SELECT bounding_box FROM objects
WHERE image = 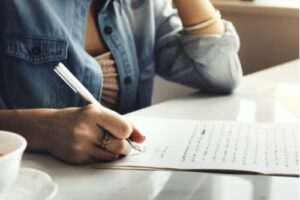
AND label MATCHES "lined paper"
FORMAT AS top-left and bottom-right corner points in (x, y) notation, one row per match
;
(95, 118), (299, 176)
